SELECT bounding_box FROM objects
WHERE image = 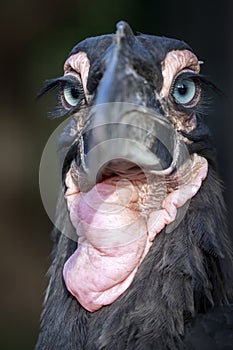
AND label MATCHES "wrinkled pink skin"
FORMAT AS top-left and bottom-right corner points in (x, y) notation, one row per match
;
(160, 50), (200, 98)
(64, 177), (151, 312)
(63, 49), (207, 312)
(63, 156), (208, 312)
